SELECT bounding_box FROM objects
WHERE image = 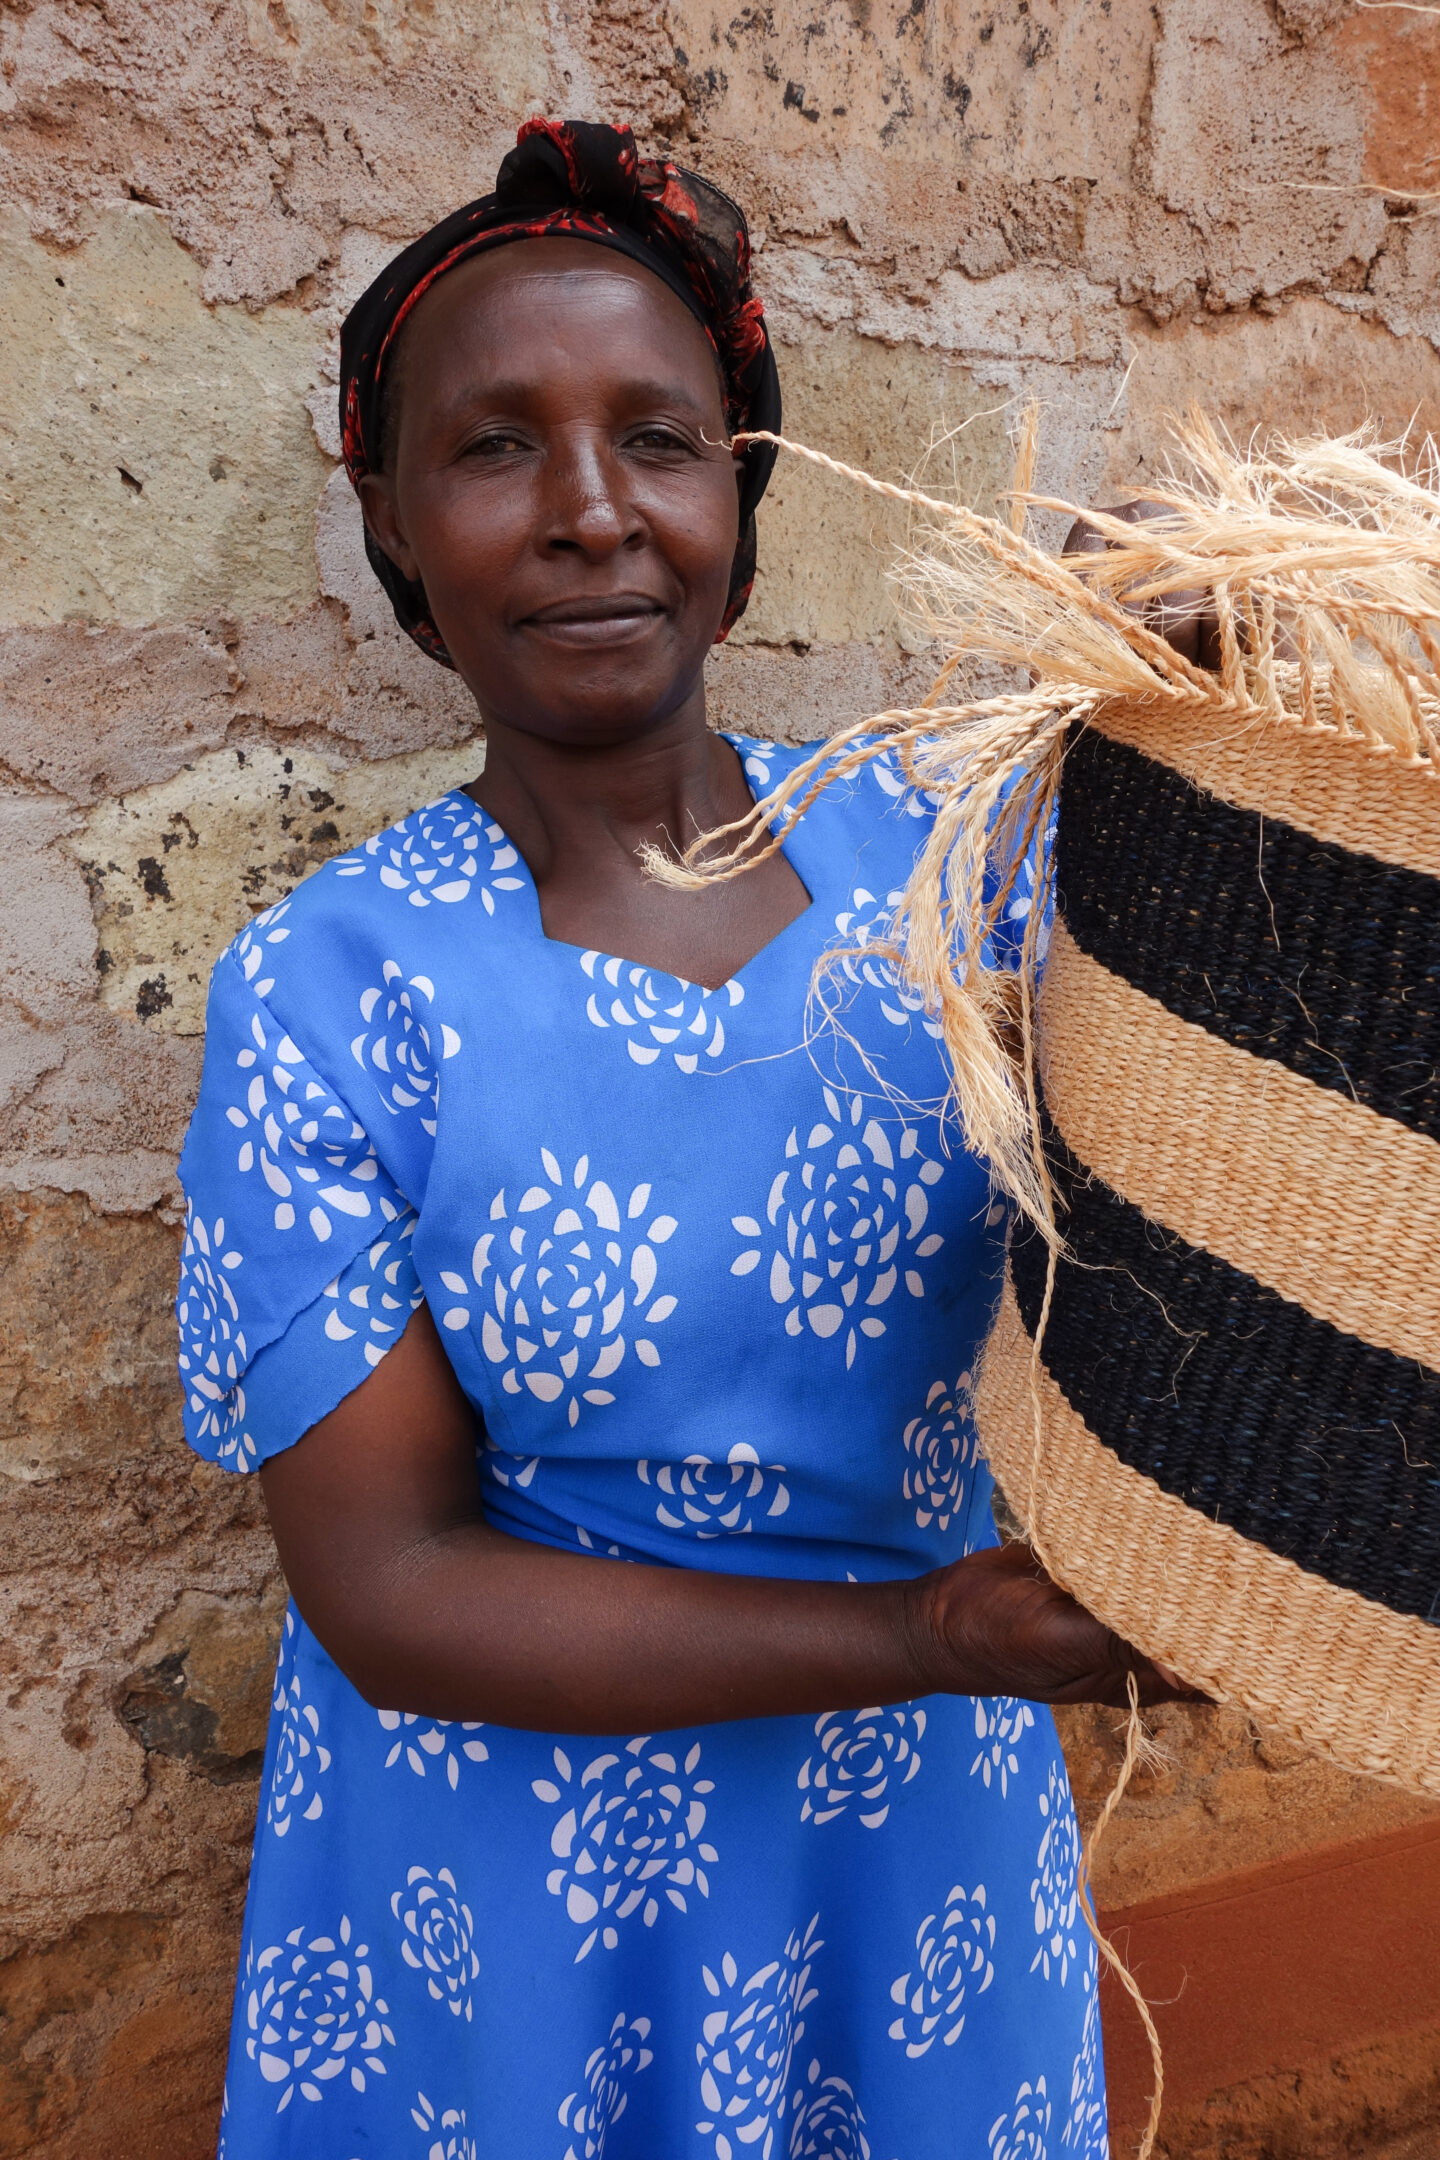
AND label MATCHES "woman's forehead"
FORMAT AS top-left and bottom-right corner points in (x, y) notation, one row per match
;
(396, 240), (727, 416)
(408, 239), (713, 361)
